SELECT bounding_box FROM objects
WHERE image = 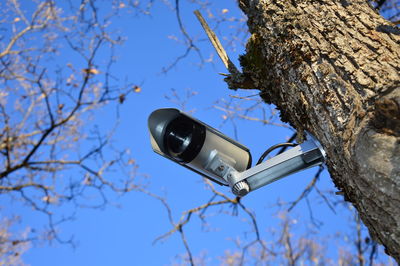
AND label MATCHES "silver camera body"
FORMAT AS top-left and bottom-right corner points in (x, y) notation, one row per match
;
(148, 108), (326, 196)
(148, 108), (252, 186)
